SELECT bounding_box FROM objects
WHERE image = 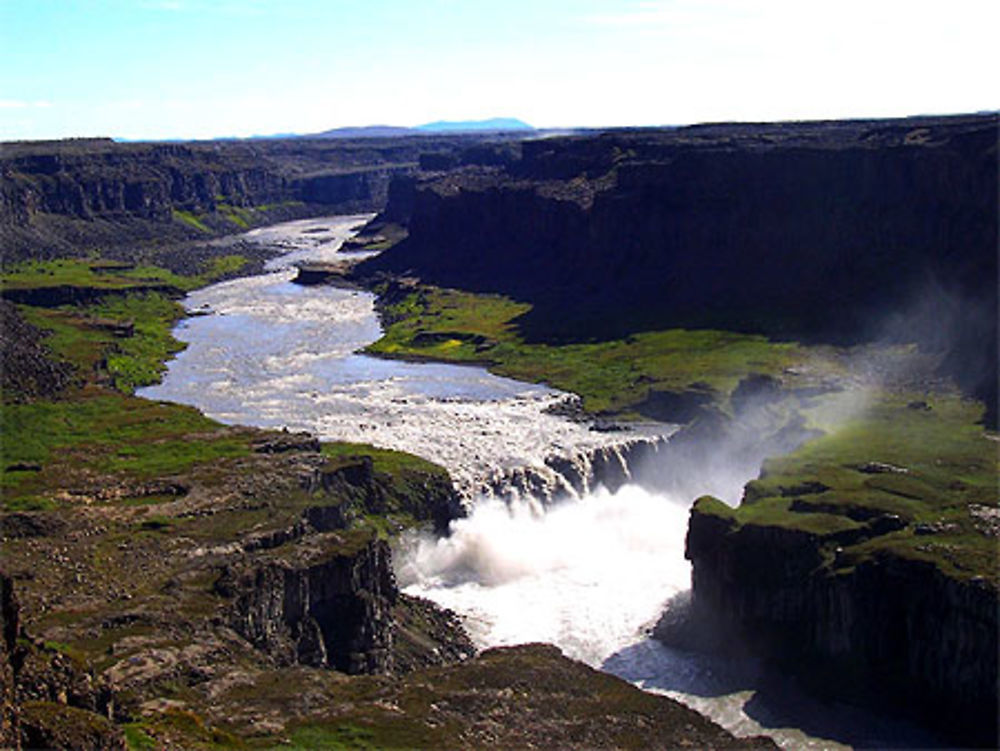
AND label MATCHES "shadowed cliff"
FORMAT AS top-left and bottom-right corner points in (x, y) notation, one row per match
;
(0, 133), (525, 261)
(357, 114), (998, 425)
